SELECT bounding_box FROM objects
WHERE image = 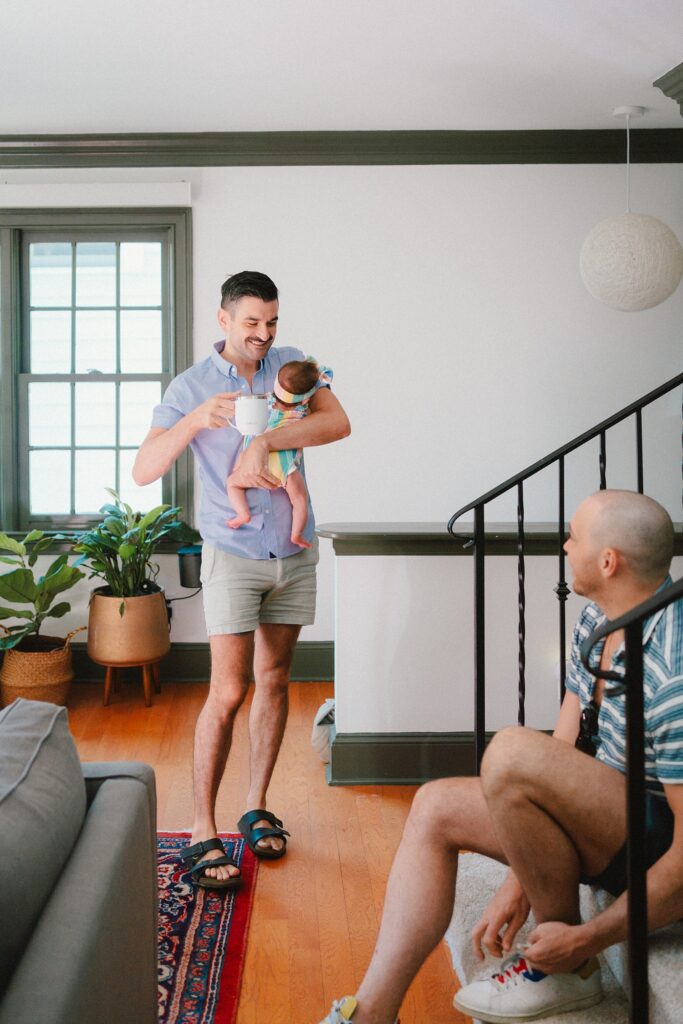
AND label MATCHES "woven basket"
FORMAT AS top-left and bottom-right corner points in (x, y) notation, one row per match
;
(0, 627), (85, 708)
